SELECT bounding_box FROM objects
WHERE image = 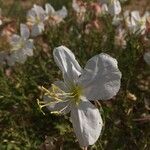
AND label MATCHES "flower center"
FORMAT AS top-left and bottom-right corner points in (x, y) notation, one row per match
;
(35, 16), (41, 24)
(138, 19), (145, 26)
(11, 39), (25, 52)
(70, 85), (83, 105)
(27, 16), (41, 25)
